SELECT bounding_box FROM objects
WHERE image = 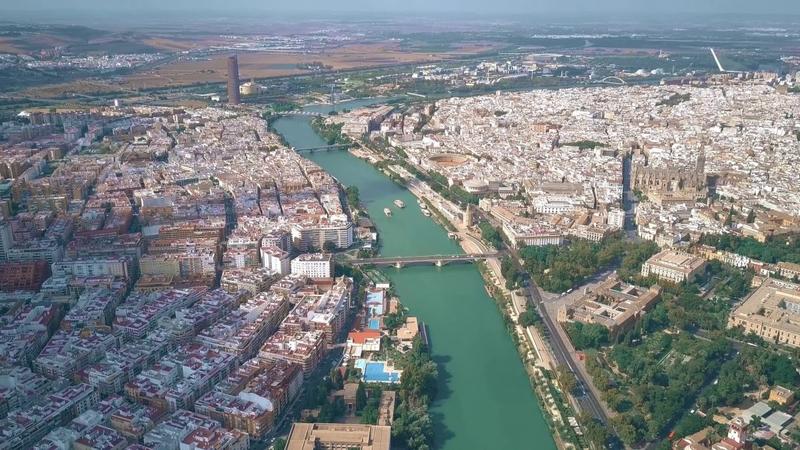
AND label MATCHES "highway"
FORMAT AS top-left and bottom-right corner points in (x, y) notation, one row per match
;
(474, 206), (611, 424)
(524, 280), (610, 423)
(367, 145), (612, 424)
